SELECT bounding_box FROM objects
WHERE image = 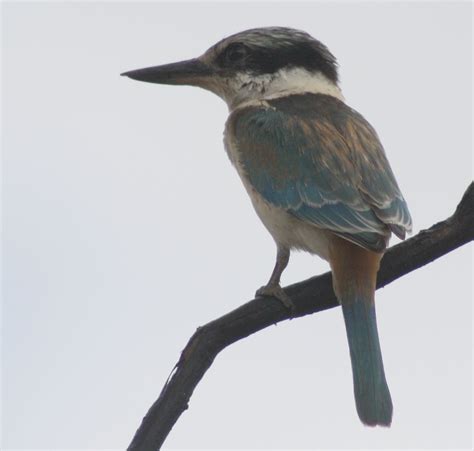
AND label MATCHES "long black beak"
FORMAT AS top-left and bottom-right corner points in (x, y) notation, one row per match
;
(121, 58), (213, 86)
